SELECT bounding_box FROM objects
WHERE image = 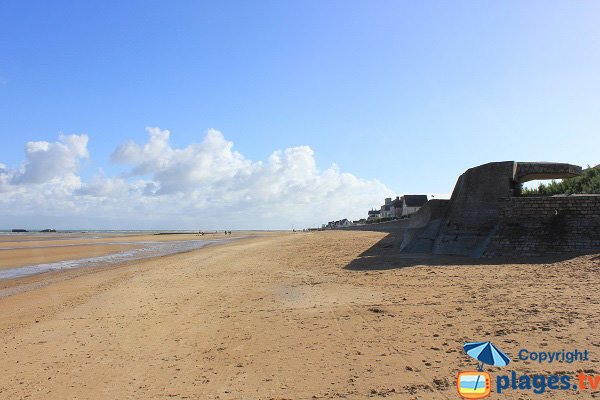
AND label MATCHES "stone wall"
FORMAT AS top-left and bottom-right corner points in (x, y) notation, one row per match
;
(484, 195), (600, 257)
(335, 219), (409, 234)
